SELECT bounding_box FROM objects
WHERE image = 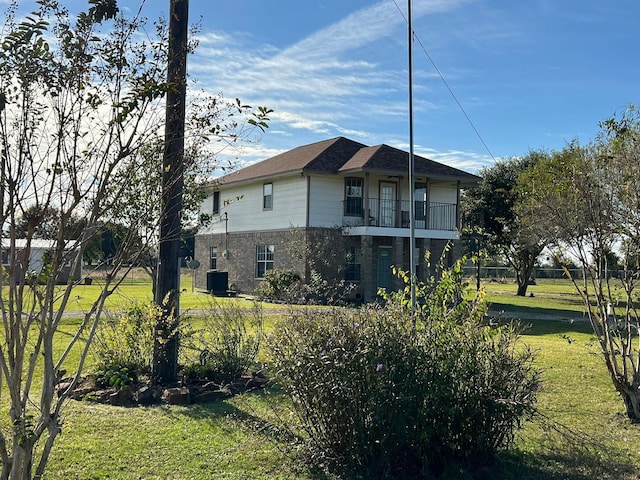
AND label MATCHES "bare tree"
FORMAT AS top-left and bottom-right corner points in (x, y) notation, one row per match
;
(522, 106), (640, 419)
(0, 1), (267, 477)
